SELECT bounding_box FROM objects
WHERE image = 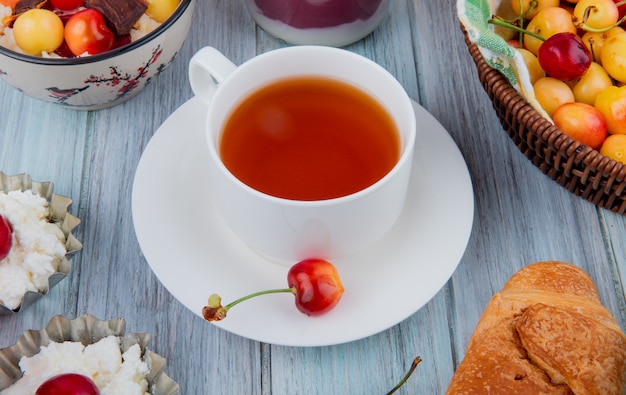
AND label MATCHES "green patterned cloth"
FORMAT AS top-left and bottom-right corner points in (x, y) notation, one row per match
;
(457, 0), (550, 119)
